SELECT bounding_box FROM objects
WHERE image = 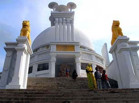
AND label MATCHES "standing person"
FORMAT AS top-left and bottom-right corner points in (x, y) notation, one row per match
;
(101, 70), (111, 89)
(95, 67), (102, 89)
(86, 64), (97, 90)
(72, 69), (78, 81)
(66, 67), (70, 77)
